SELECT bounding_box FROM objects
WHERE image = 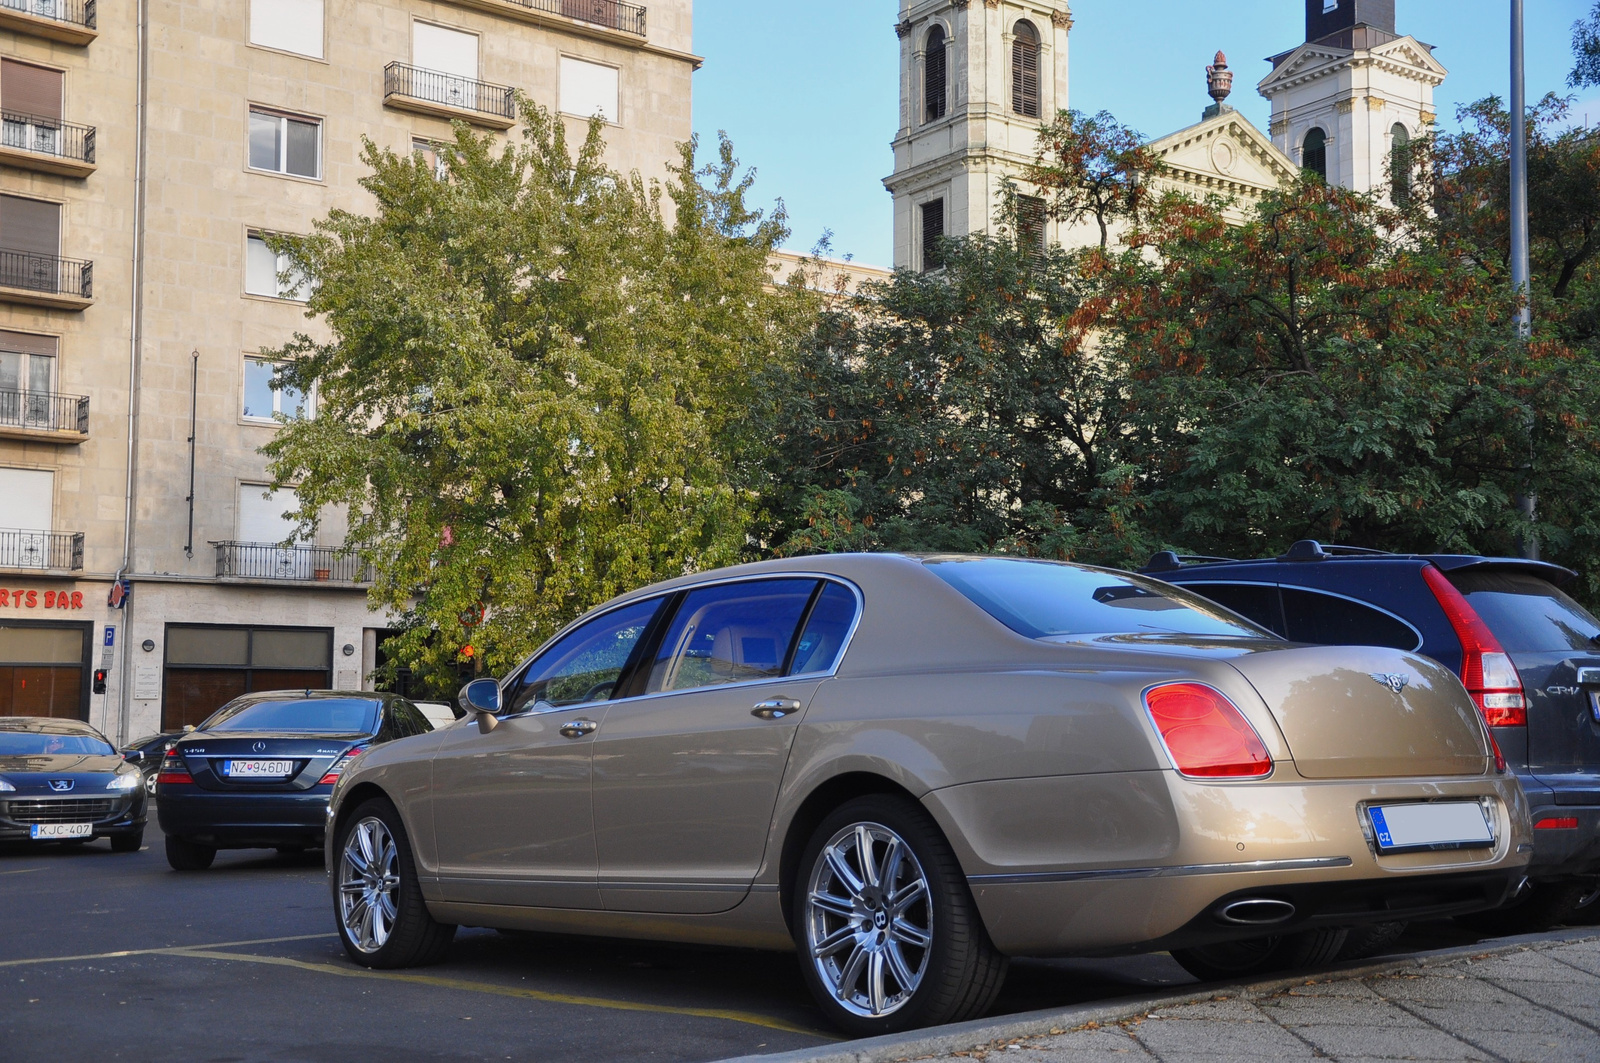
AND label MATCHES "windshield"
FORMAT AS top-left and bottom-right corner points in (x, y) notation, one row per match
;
(201, 697), (380, 734)
(926, 557), (1274, 640)
(1449, 571), (1600, 654)
(0, 732), (115, 756)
